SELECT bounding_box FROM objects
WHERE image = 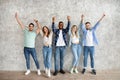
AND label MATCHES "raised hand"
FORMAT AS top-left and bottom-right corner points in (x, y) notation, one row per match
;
(81, 14), (84, 20)
(52, 17), (55, 22)
(15, 12), (18, 18)
(67, 16), (70, 21)
(15, 12), (24, 30)
(98, 13), (106, 22)
(34, 19), (38, 23)
(102, 13), (106, 17)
